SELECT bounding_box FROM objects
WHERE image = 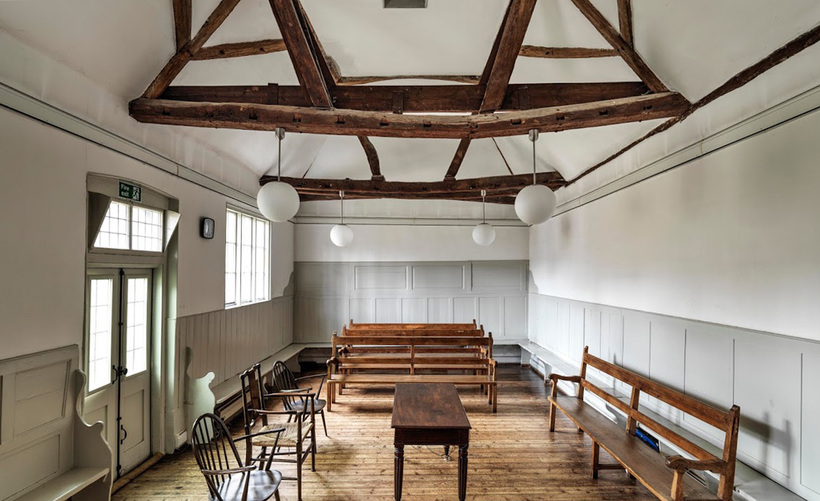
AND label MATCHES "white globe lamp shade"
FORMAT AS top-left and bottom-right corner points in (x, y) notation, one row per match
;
(472, 223), (496, 246)
(257, 181), (300, 222)
(330, 224), (354, 247)
(514, 184), (556, 225)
